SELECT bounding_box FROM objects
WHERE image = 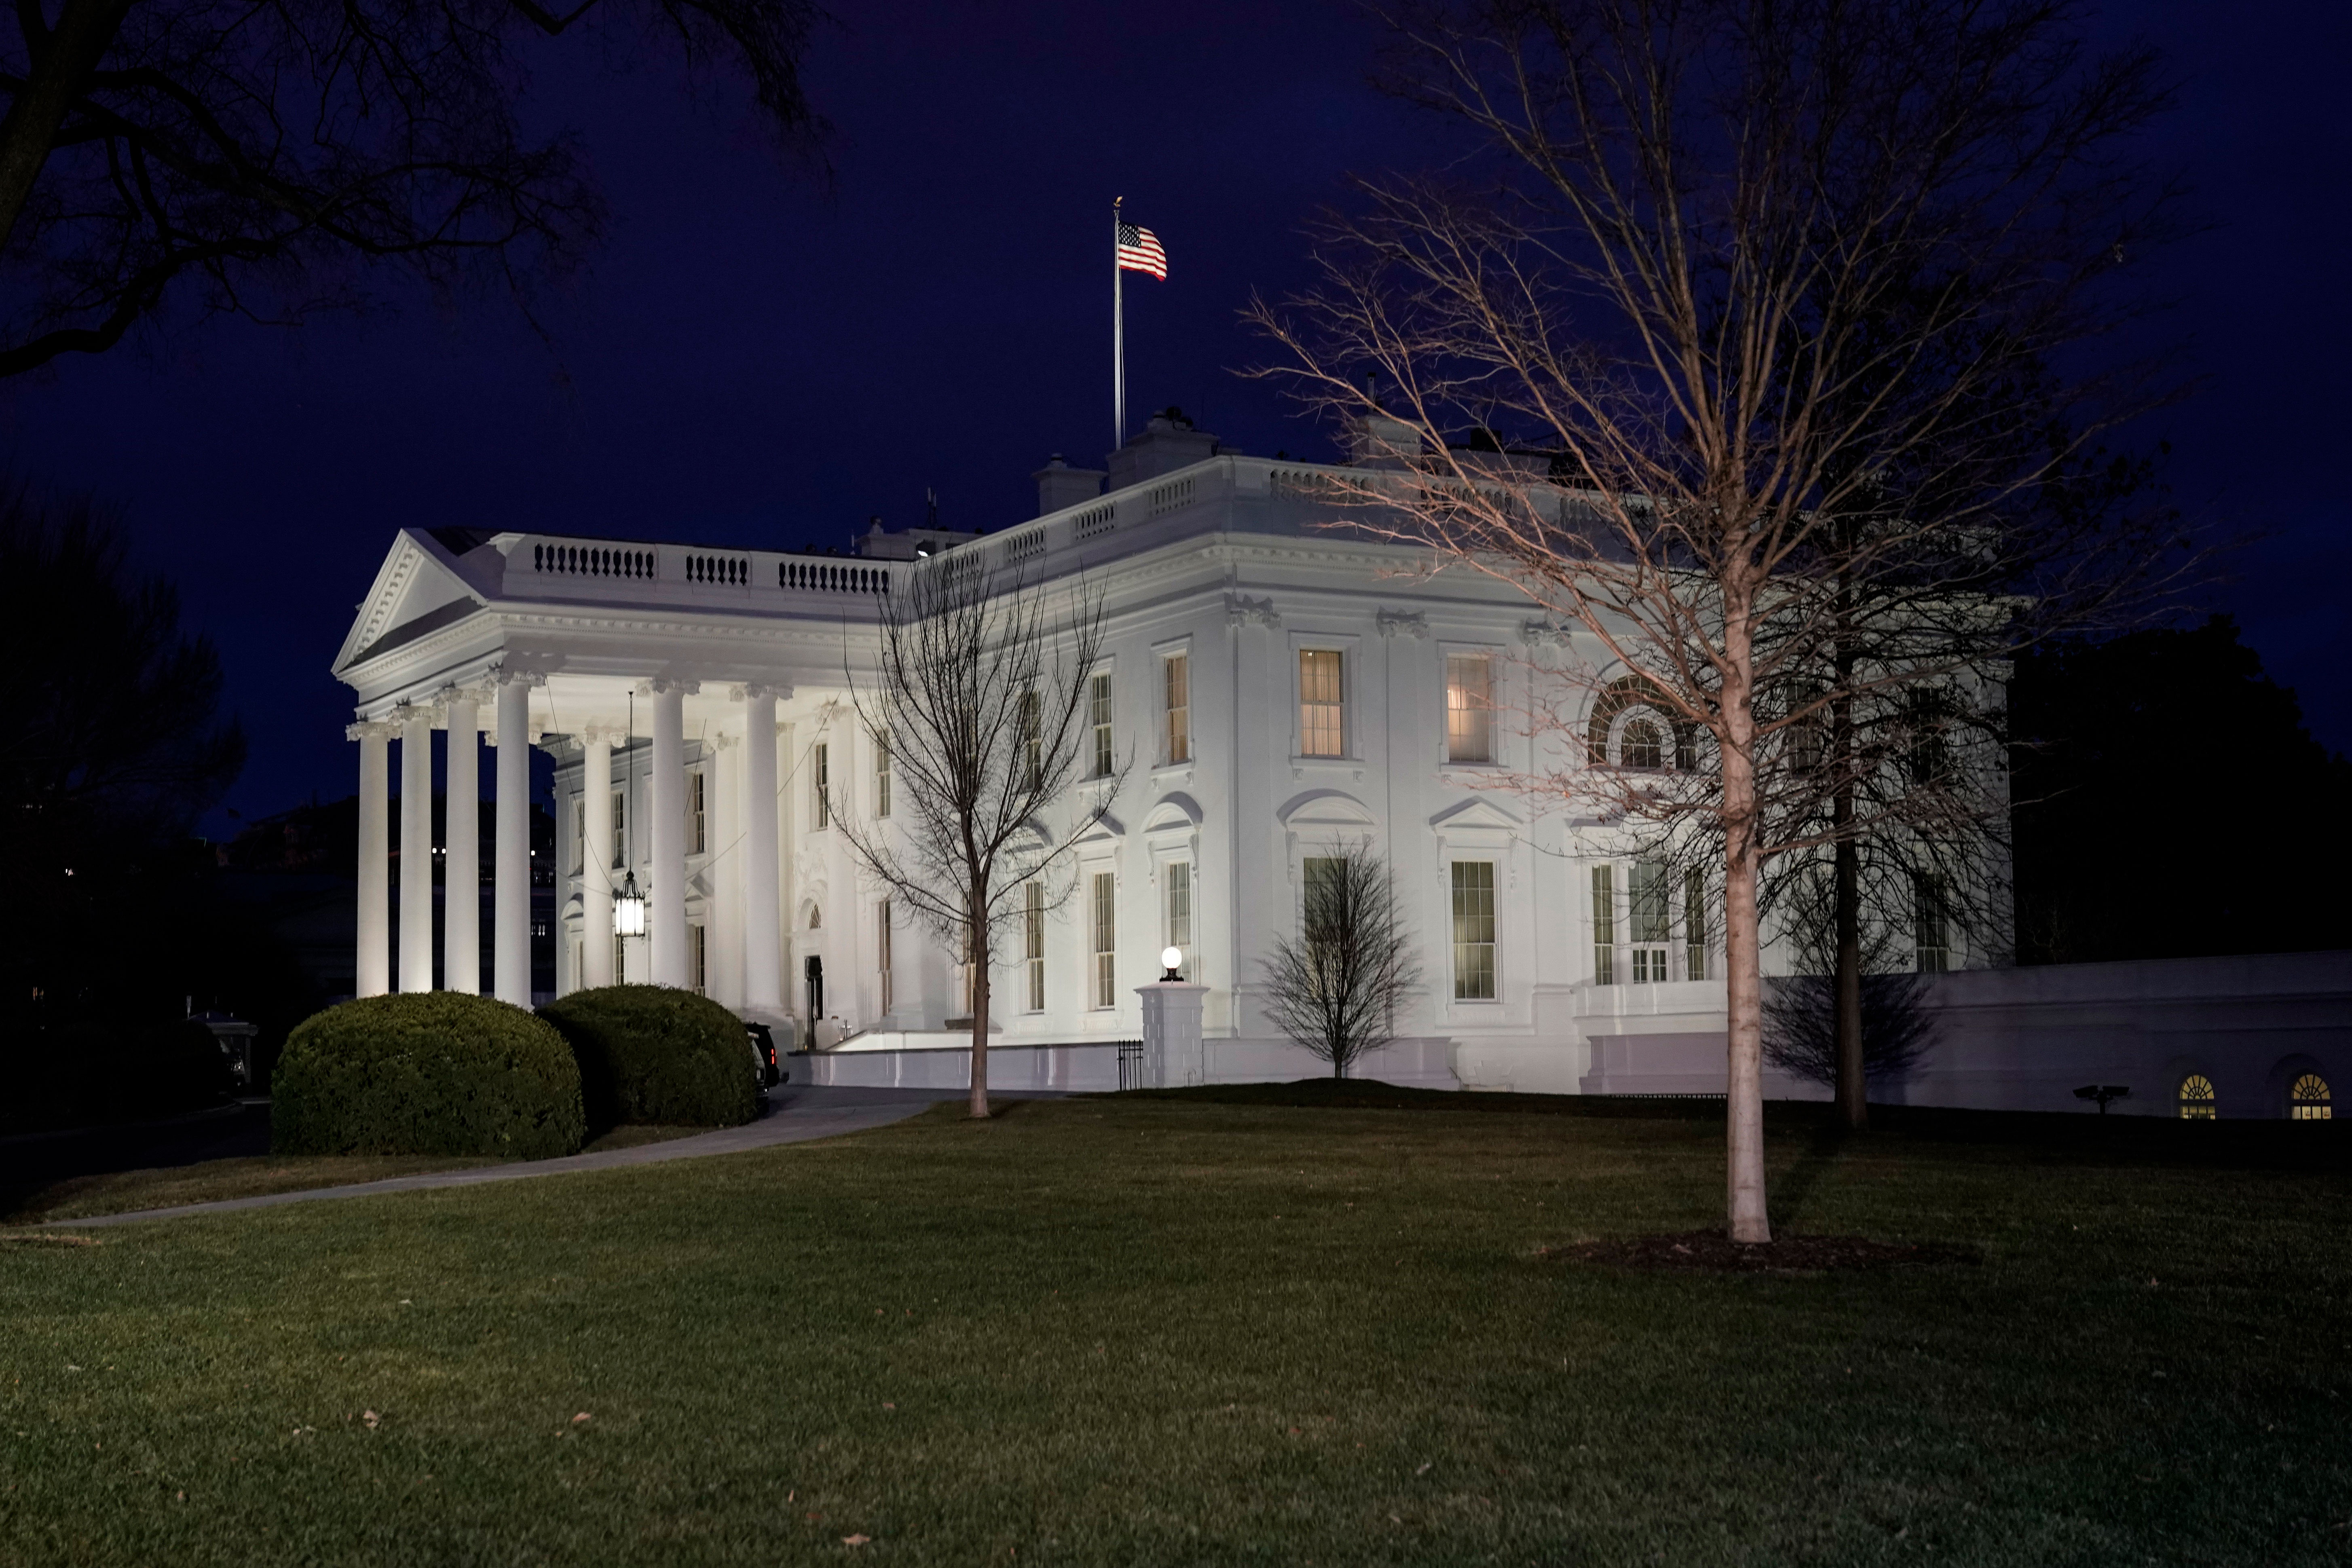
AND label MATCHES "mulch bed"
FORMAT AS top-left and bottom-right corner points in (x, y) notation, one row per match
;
(1546, 1230), (1978, 1274)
